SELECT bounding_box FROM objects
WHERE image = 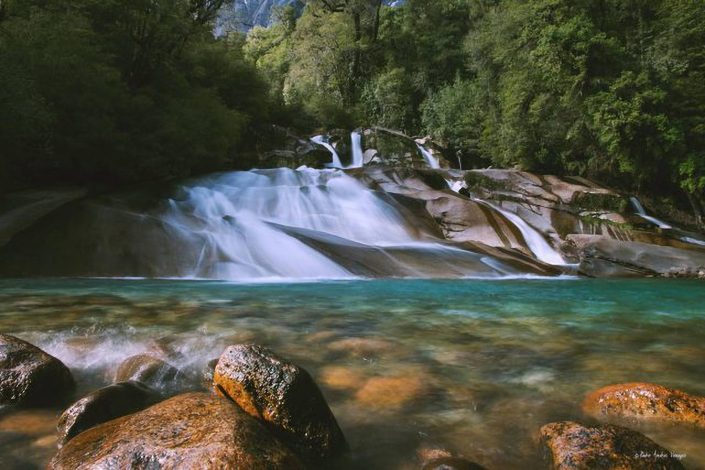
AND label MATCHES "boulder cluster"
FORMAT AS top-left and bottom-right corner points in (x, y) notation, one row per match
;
(1, 333), (703, 469)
